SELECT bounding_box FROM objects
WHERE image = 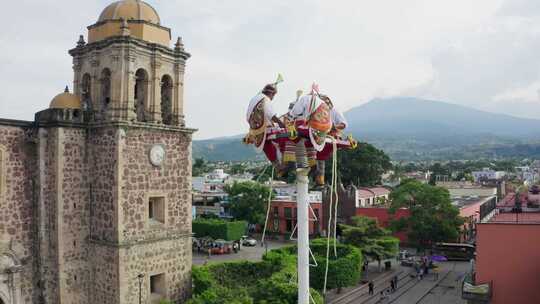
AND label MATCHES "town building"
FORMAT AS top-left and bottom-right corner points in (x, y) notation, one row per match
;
(356, 187), (391, 207)
(0, 1), (193, 303)
(437, 181), (498, 198)
(191, 169), (255, 218)
(514, 166), (539, 185)
(471, 168), (506, 183)
(321, 185), (396, 238)
(403, 171), (431, 184)
(452, 196), (497, 243)
(268, 191), (323, 237)
(327, 182), (497, 245)
(465, 195), (540, 304)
